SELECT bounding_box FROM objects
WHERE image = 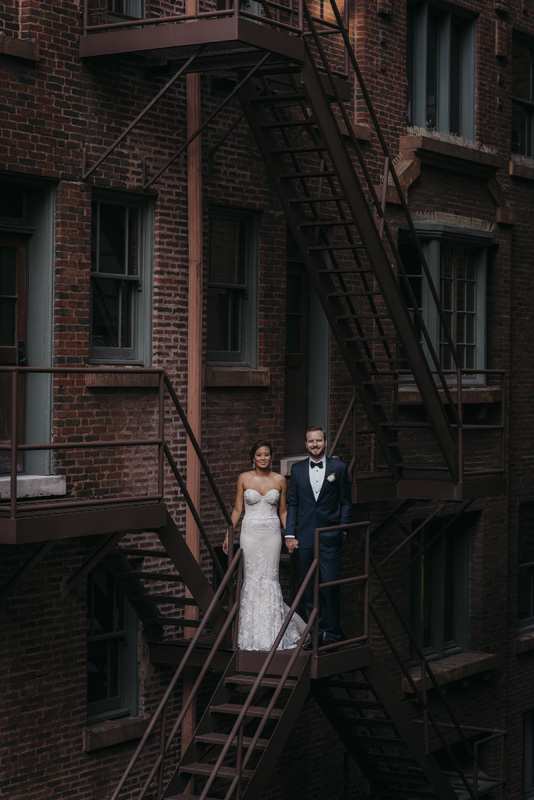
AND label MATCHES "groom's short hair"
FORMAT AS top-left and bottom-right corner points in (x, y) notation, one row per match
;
(305, 425), (326, 437)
